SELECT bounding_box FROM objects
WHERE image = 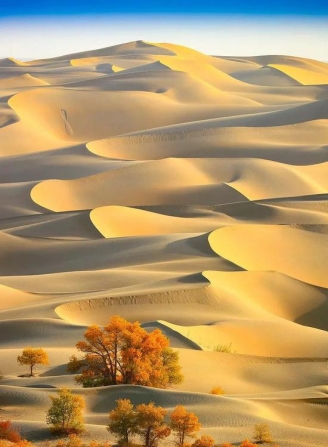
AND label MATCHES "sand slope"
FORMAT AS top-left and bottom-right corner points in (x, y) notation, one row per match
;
(0, 41), (327, 447)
